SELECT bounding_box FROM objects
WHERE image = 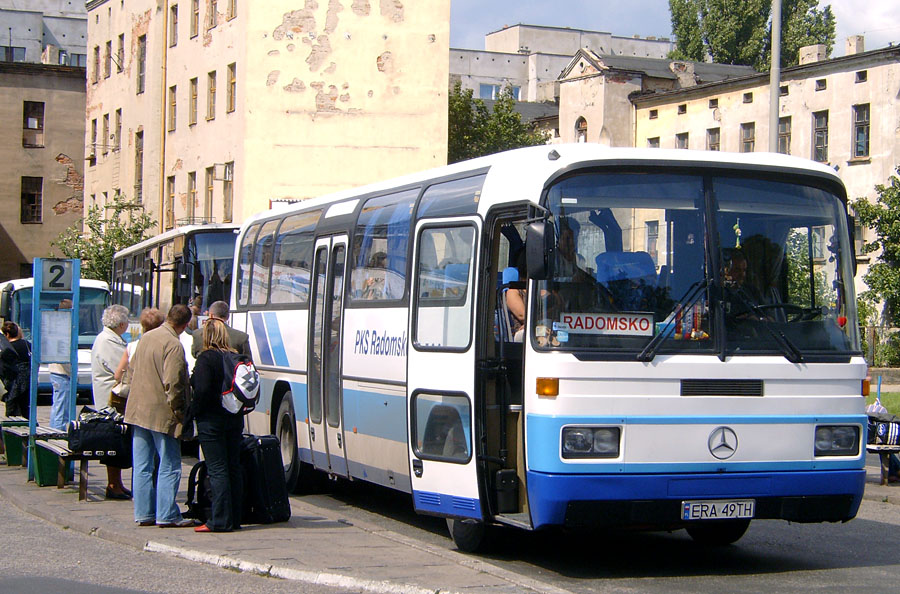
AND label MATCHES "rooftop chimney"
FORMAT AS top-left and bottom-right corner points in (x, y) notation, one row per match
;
(846, 35), (865, 55)
(799, 44), (827, 65)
